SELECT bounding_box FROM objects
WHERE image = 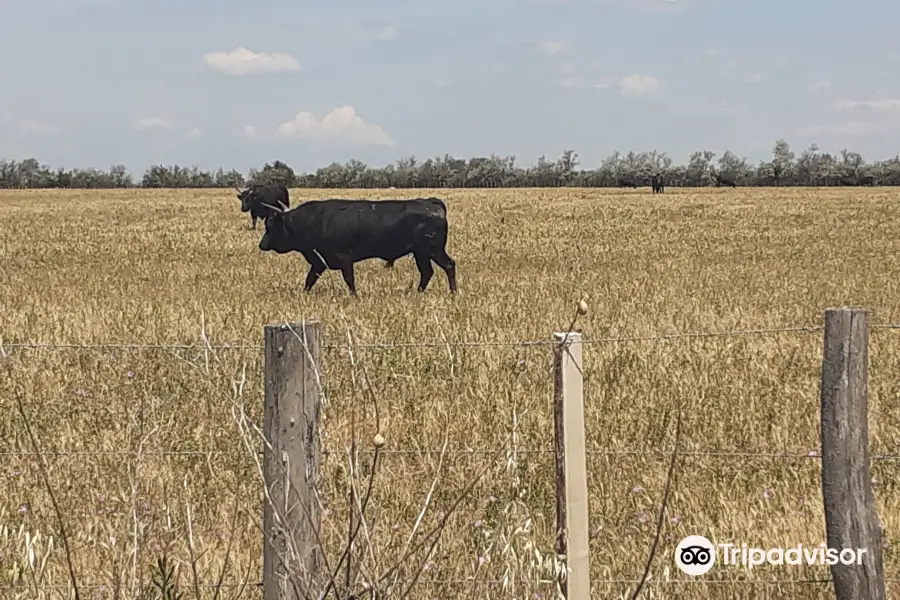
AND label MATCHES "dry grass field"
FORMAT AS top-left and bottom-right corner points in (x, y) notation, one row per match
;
(1, 186), (899, 600)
